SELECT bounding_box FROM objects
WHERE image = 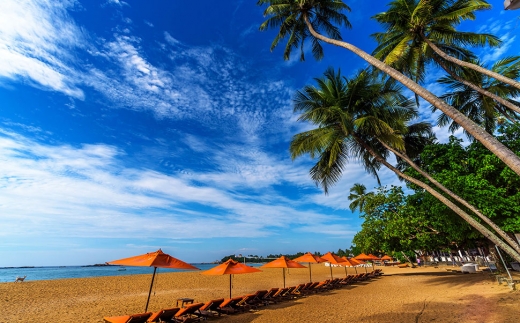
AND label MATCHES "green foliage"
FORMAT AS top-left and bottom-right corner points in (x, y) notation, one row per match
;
(372, 0), (499, 88)
(257, 0), (351, 61)
(404, 123), (520, 233)
(353, 123), (520, 254)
